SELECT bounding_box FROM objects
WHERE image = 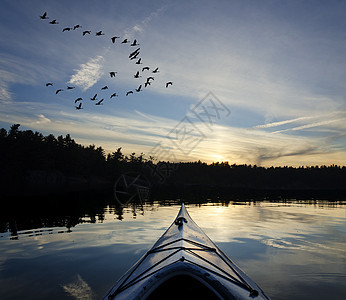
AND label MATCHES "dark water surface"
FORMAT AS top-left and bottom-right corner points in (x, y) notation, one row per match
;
(0, 199), (345, 299)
